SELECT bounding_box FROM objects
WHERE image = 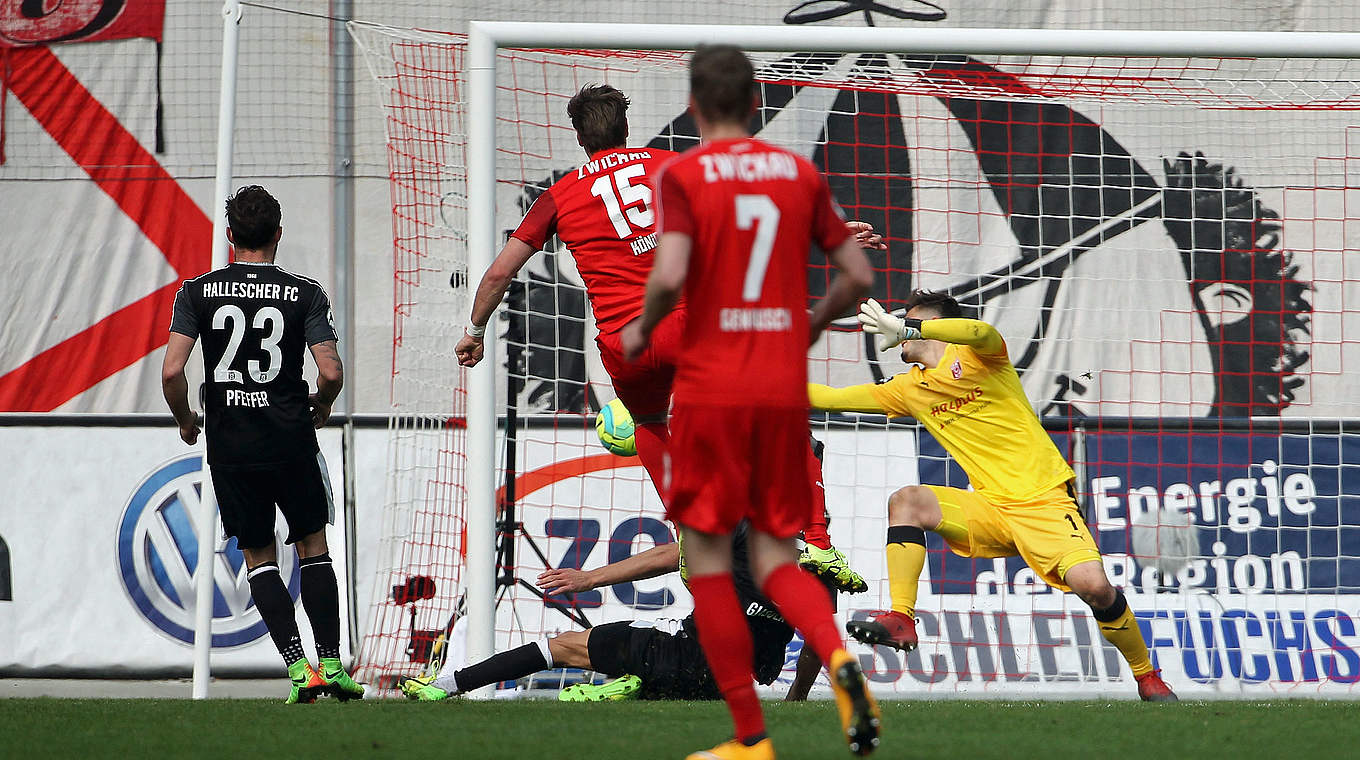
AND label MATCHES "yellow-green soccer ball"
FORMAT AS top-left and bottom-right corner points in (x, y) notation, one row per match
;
(595, 398), (637, 457)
